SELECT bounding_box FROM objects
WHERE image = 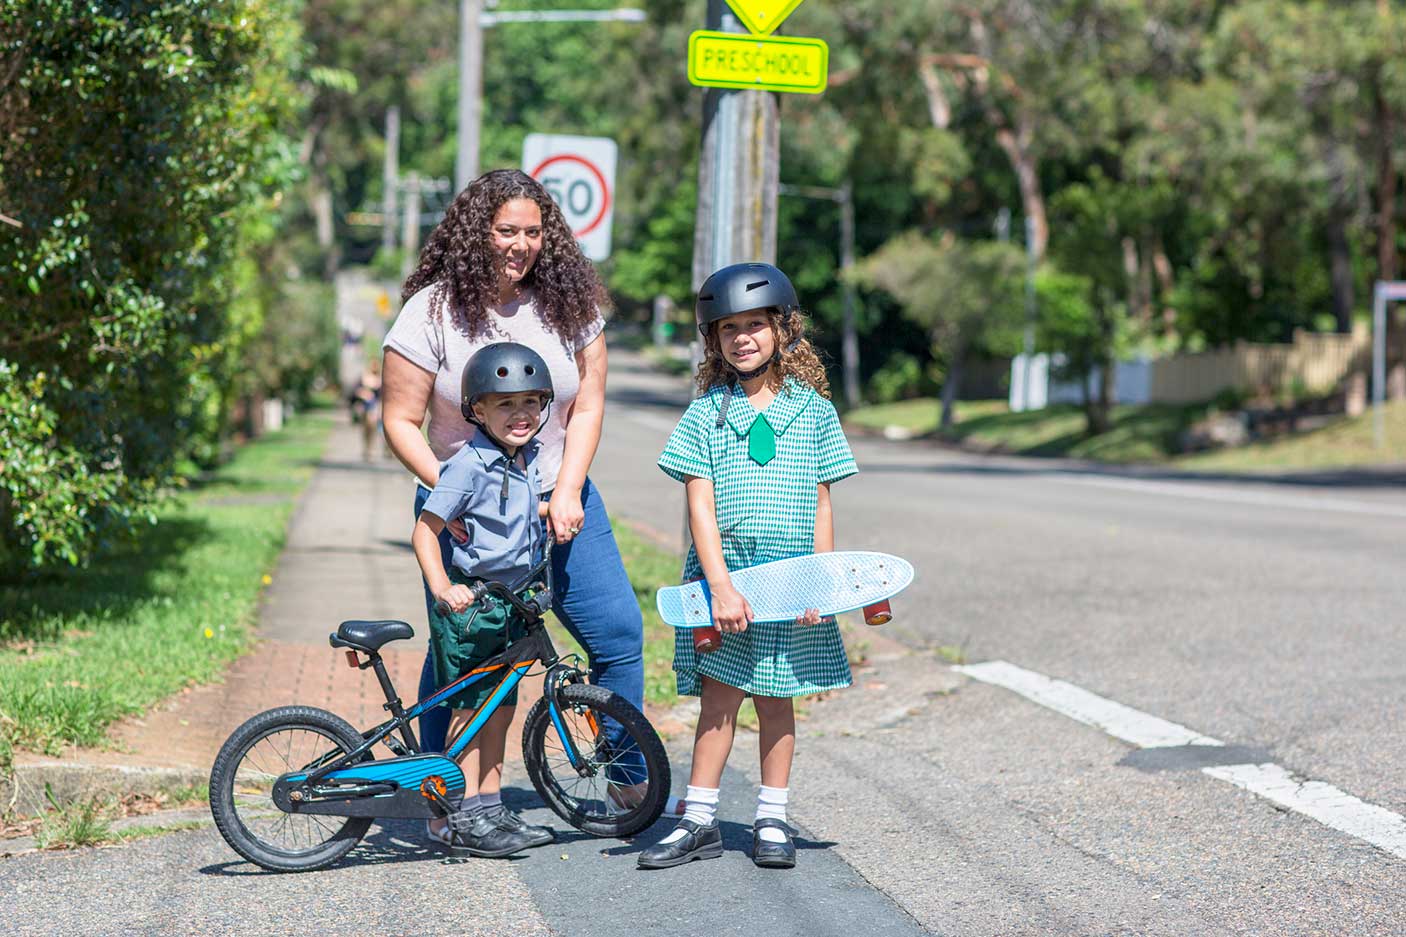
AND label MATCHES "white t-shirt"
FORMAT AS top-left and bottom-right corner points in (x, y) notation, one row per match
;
(382, 283), (604, 491)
